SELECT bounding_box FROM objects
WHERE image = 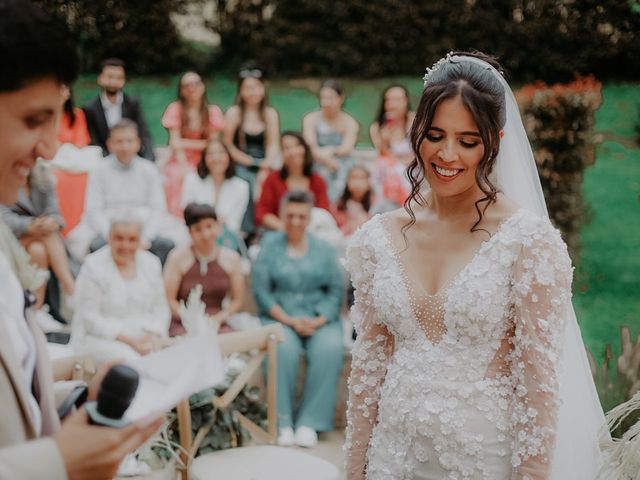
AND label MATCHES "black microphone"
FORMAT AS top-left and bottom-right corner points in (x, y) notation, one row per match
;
(86, 364), (139, 428)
